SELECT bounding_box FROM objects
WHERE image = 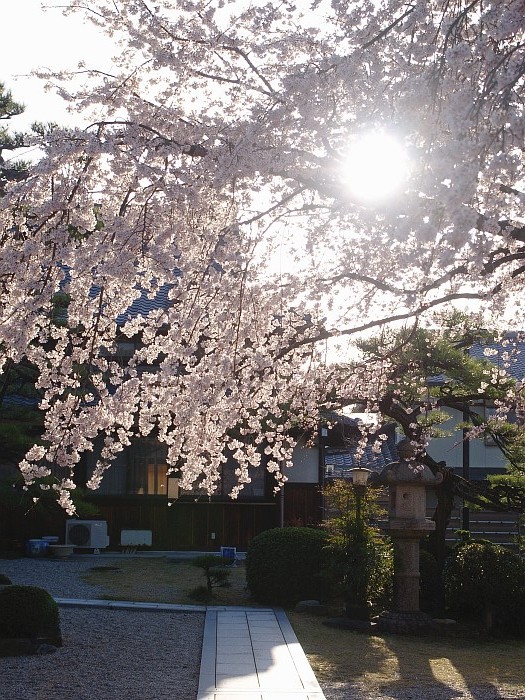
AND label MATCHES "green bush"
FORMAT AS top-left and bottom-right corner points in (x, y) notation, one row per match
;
(192, 555), (232, 594)
(0, 574), (12, 585)
(443, 541), (525, 637)
(325, 521), (393, 617)
(323, 480), (393, 618)
(0, 585), (60, 640)
(419, 549), (443, 616)
(246, 527), (330, 606)
(188, 585), (214, 603)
